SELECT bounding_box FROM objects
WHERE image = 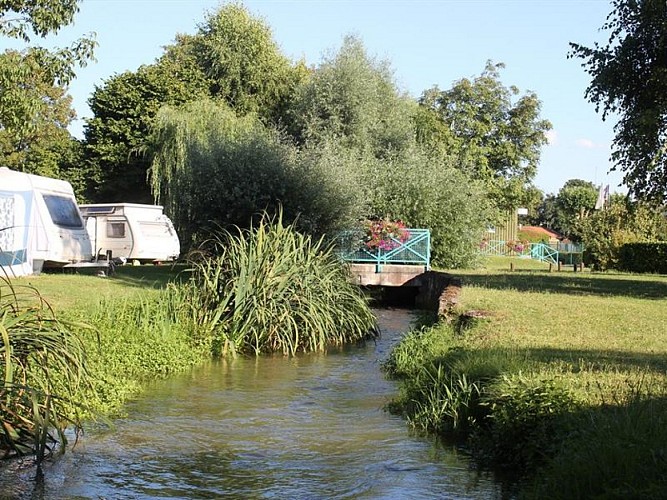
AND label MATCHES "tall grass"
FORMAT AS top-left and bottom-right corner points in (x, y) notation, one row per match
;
(0, 275), (88, 462)
(524, 391), (667, 499)
(189, 212), (377, 356)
